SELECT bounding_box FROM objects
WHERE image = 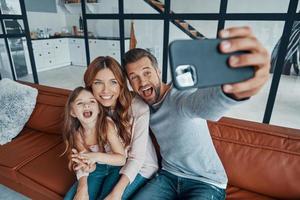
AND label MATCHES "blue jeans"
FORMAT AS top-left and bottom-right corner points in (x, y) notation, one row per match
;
(98, 173), (149, 200)
(132, 170), (226, 200)
(64, 164), (121, 200)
